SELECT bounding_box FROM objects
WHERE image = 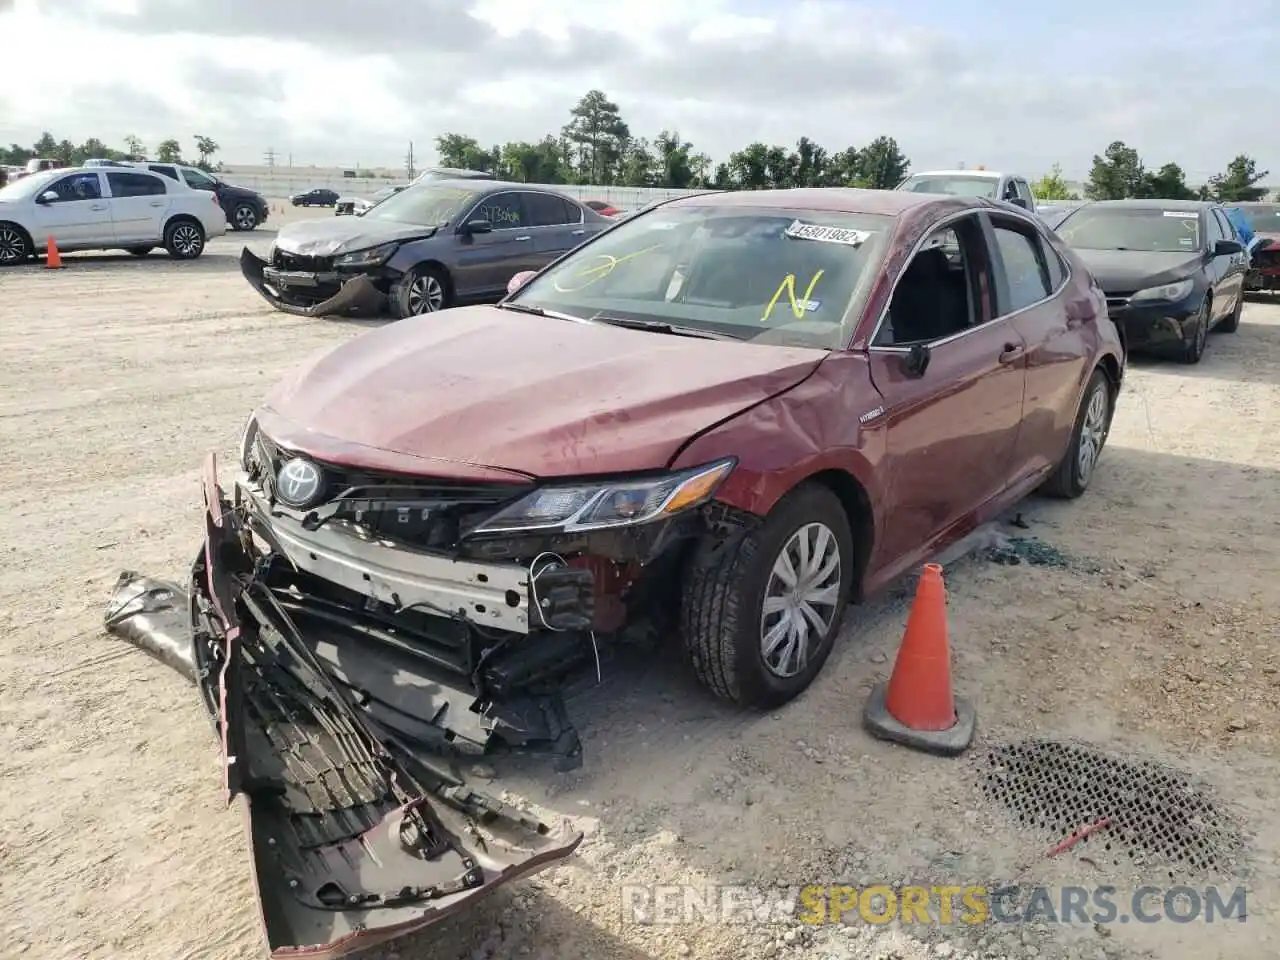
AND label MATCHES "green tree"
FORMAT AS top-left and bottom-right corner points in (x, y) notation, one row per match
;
(619, 137), (655, 186)
(498, 138), (567, 183)
(123, 134), (145, 159)
(653, 130), (696, 188)
(433, 133), (496, 173)
(193, 135), (219, 170)
(1144, 162), (1194, 200)
(853, 136), (910, 189)
(562, 89), (630, 184)
(1031, 163), (1079, 200)
(1208, 155), (1269, 203)
(156, 138), (183, 162)
(1084, 141), (1148, 199)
